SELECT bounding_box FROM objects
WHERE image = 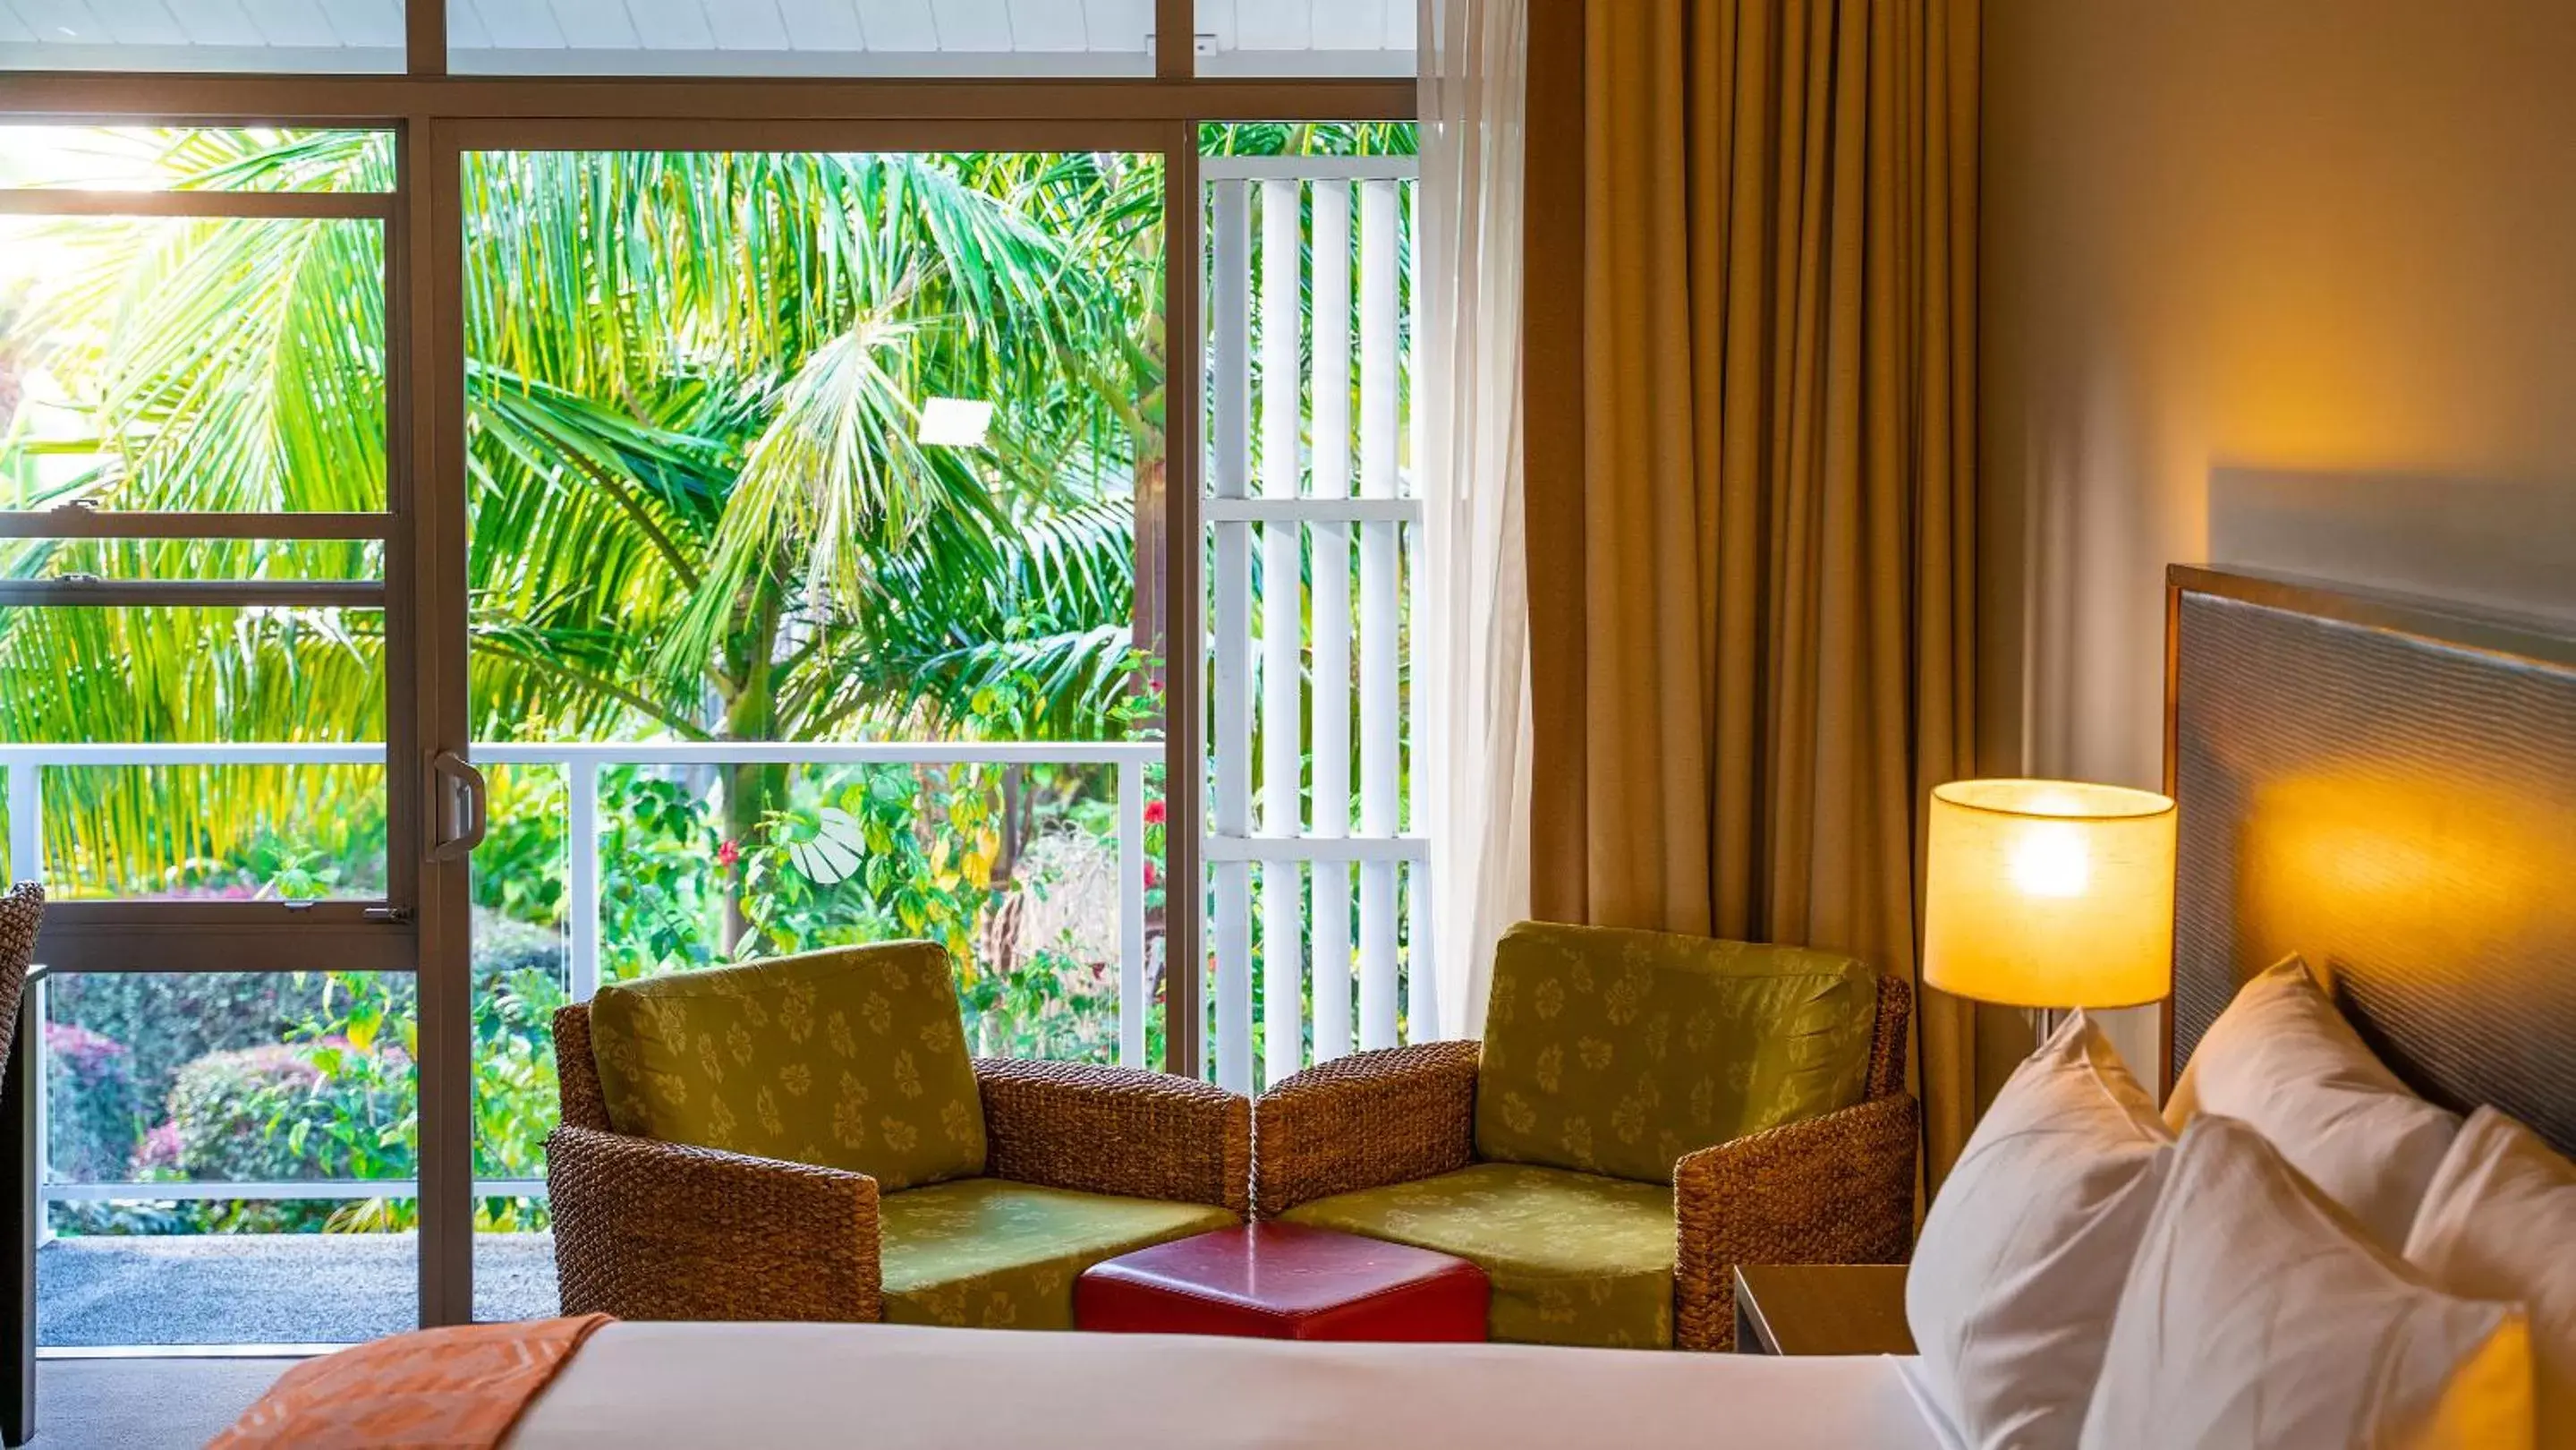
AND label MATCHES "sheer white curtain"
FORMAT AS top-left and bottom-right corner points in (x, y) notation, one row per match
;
(1417, 0), (1531, 1039)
